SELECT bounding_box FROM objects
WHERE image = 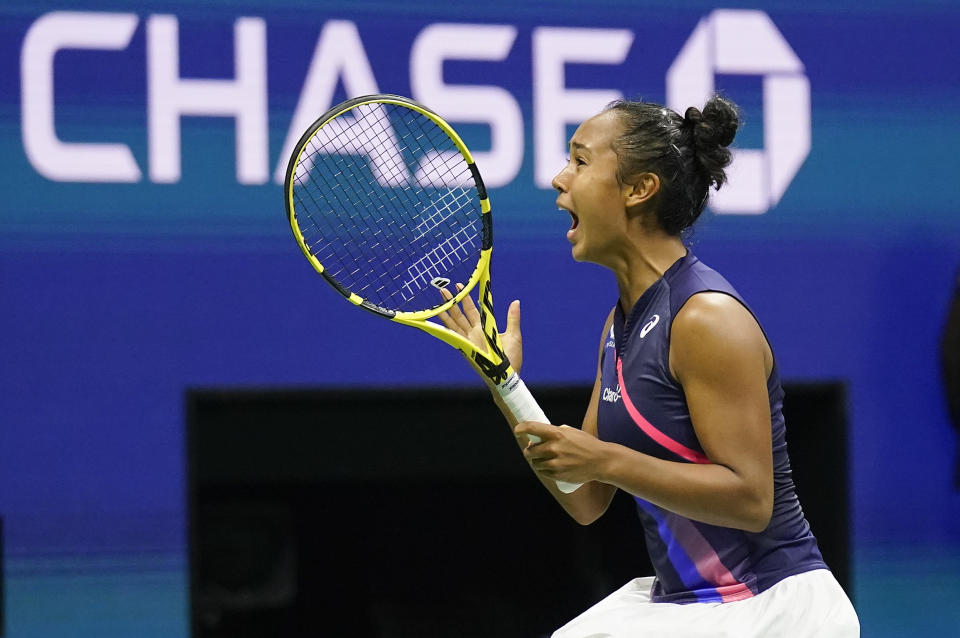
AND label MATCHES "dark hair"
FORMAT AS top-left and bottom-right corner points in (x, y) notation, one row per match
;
(605, 95), (740, 235)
